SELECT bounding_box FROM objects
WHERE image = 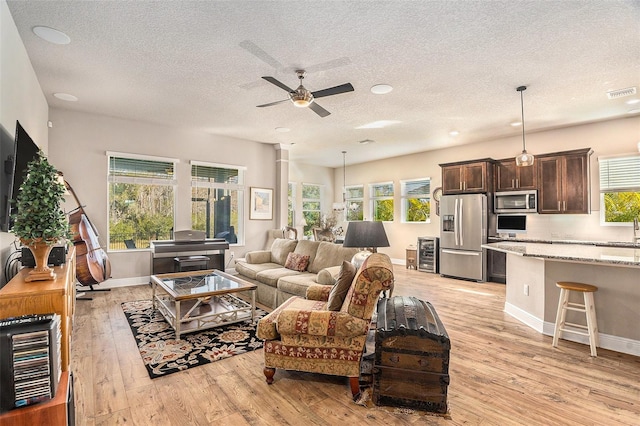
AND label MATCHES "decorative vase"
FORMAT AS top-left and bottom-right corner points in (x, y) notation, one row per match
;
(23, 239), (57, 282)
